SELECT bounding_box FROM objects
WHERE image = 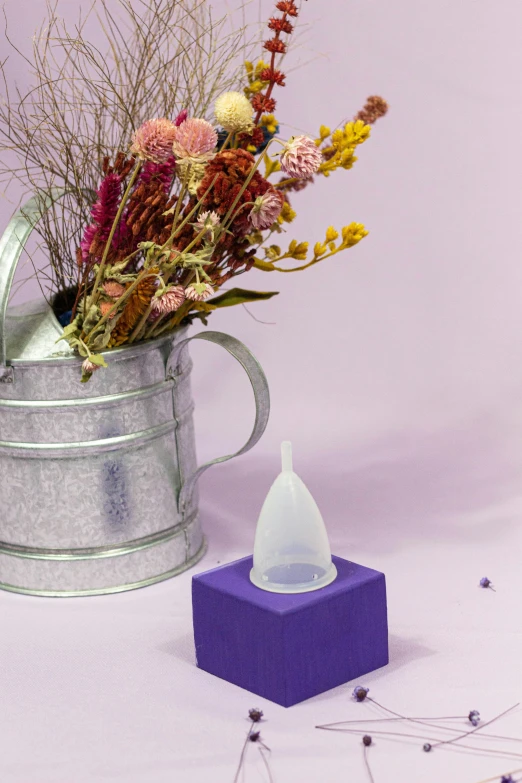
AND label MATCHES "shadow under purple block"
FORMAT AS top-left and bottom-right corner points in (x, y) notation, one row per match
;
(192, 555), (389, 707)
